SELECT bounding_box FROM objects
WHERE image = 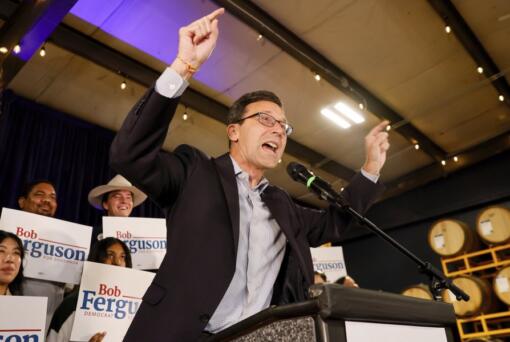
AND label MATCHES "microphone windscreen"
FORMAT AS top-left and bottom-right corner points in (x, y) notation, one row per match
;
(286, 162), (309, 182)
